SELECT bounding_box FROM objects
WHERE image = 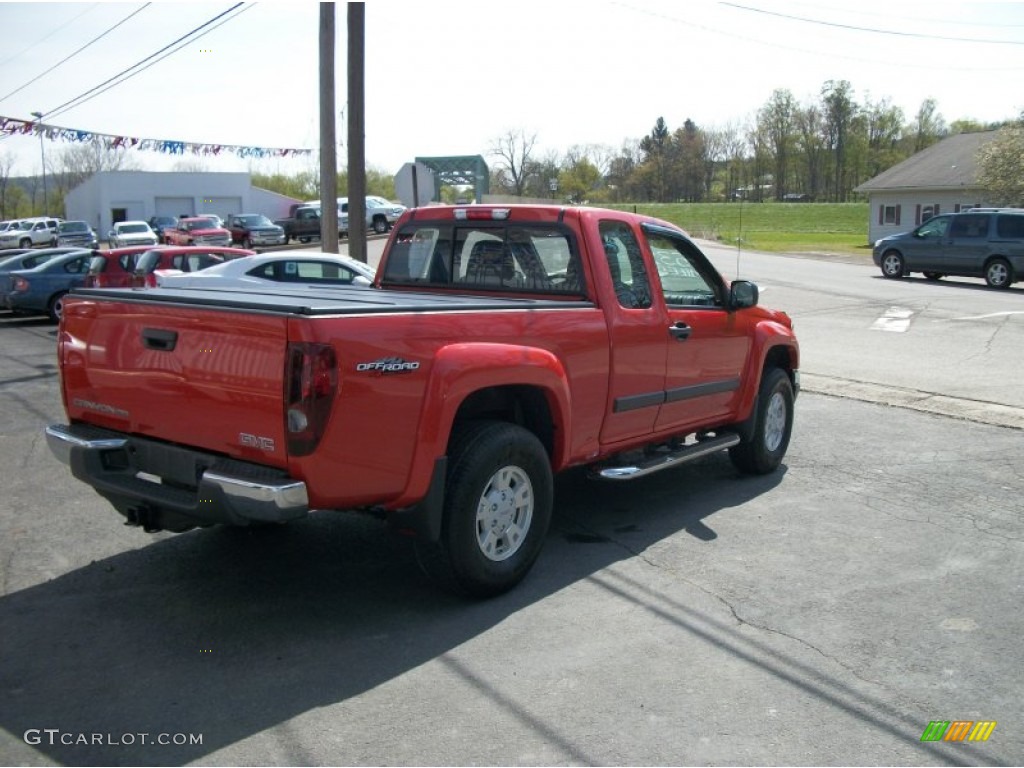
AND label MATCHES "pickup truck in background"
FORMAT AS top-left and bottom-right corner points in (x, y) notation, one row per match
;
(226, 213), (287, 249)
(163, 217), (232, 247)
(274, 204), (348, 244)
(46, 205), (799, 597)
